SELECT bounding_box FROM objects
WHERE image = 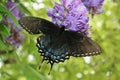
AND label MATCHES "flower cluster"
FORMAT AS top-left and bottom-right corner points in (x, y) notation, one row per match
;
(83, 0), (104, 17)
(5, 0), (24, 47)
(6, 26), (24, 47)
(47, 0), (104, 35)
(6, 0), (24, 26)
